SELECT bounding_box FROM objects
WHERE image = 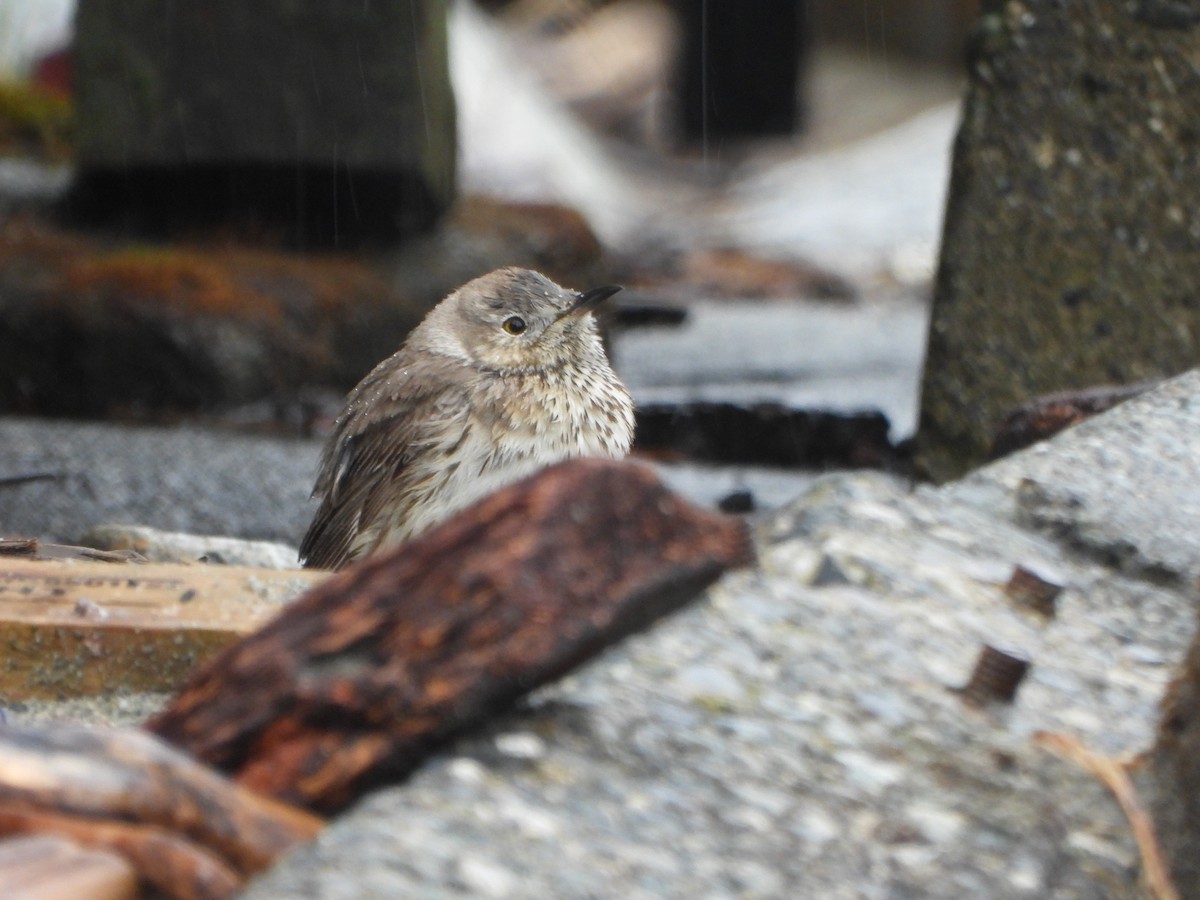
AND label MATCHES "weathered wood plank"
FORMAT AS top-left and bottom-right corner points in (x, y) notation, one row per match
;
(150, 459), (753, 813)
(0, 558), (325, 699)
(0, 810), (239, 900)
(0, 724), (322, 898)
